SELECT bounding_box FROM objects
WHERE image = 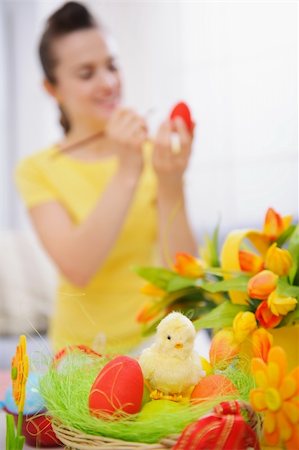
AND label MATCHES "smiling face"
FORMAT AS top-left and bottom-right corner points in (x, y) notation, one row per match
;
(47, 28), (122, 131)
